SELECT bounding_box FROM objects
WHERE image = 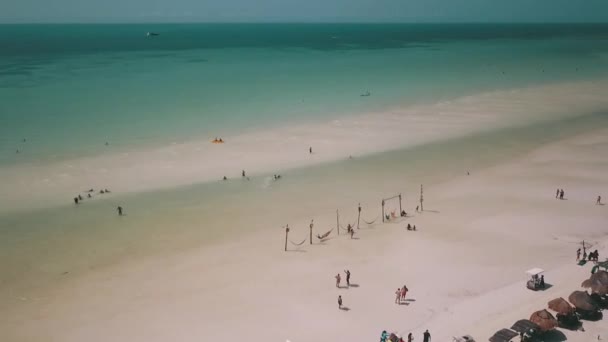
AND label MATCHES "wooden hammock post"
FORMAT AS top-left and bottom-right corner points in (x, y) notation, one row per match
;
(357, 203), (361, 229)
(336, 209), (340, 235)
(582, 240), (586, 255)
(399, 194), (402, 214)
(420, 185), (424, 212)
(285, 225), (290, 252)
(382, 199), (385, 222)
(309, 220), (314, 245)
